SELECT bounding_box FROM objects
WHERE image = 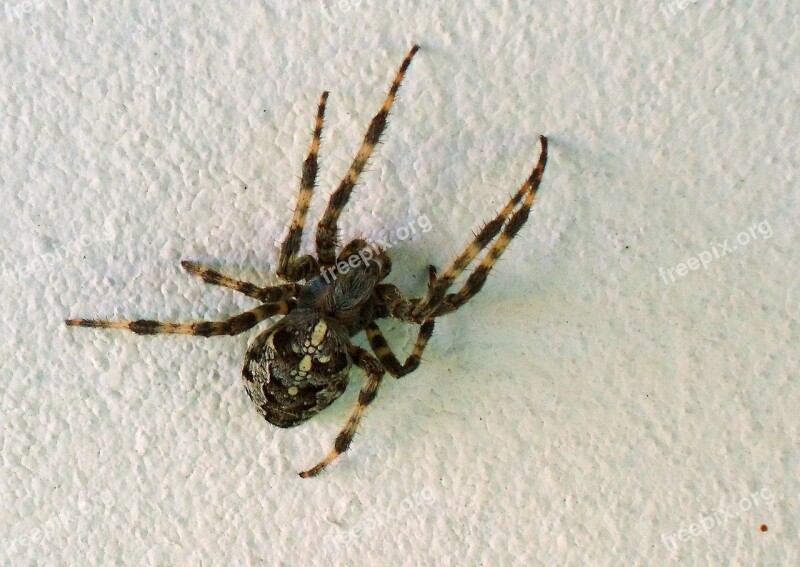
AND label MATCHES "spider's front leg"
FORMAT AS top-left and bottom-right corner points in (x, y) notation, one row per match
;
(299, 345), (385, 478)
(180, 261), (299, 302)
(66, 301), (293, 337)
(276, 91), (329, 282)
(338, 238), (393, 280)
(315, 45), (420, 266)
